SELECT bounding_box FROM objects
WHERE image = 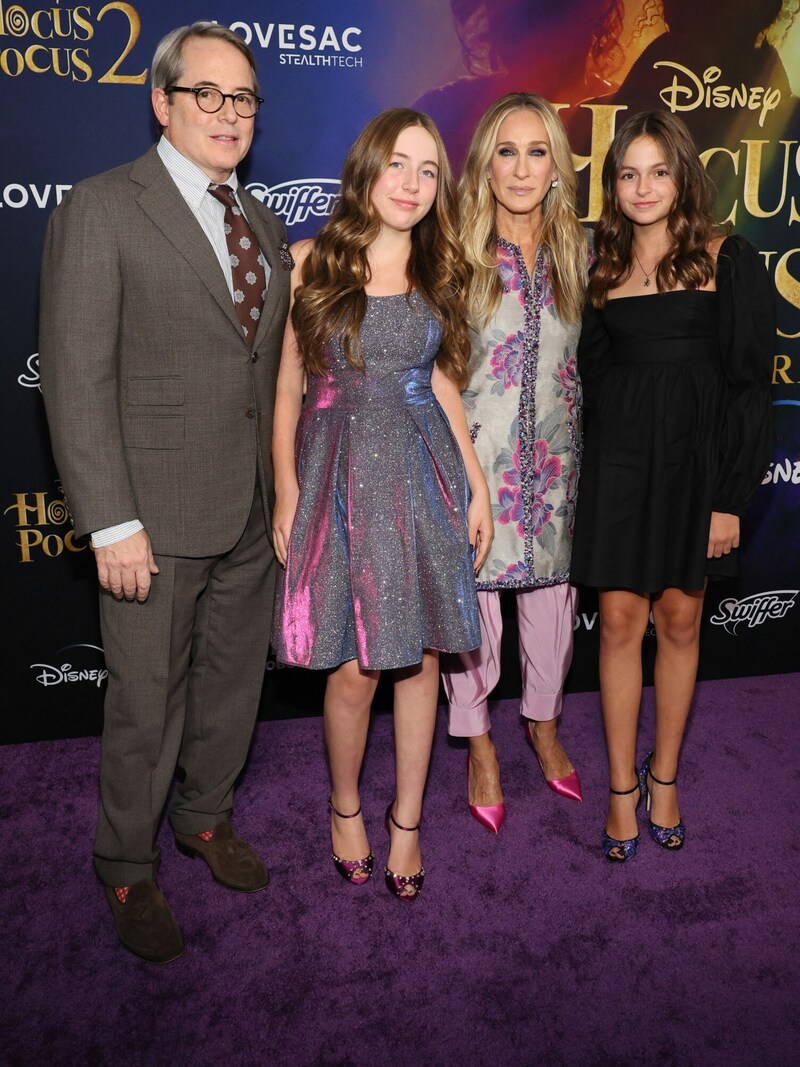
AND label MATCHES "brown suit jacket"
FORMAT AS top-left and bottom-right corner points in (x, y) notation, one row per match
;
(39, 145), (290, 557)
